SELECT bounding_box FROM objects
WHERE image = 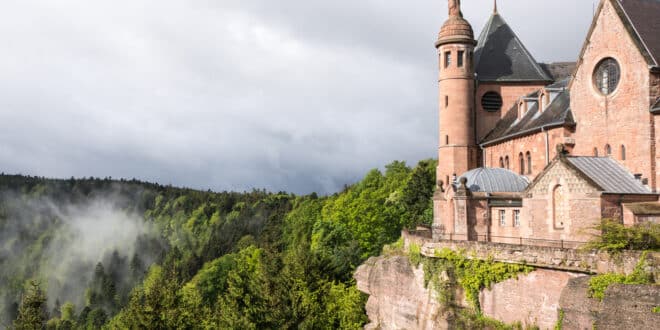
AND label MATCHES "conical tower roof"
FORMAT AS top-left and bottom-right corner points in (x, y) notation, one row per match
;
(474, 12), (552, 82)
(436, 0), (475, 47)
